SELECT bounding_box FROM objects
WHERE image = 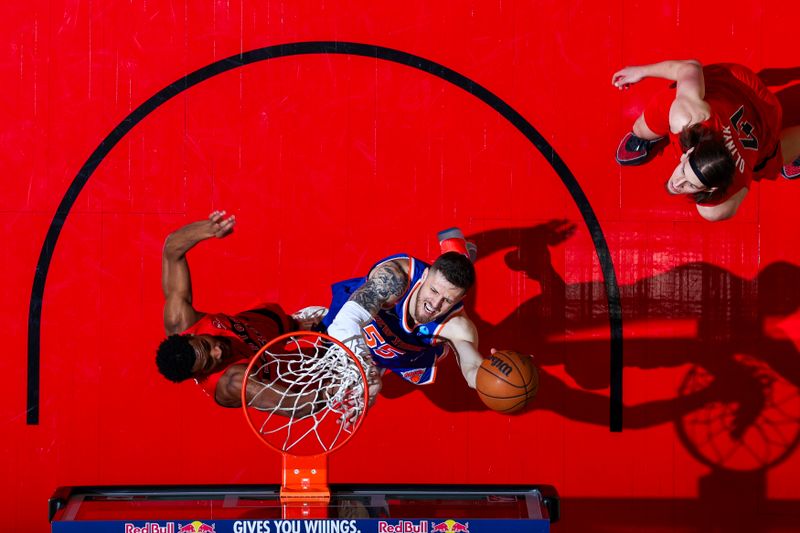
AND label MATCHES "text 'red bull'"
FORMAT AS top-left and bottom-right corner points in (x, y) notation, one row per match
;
(124, 524), (175, 533)
(378, 520), (429, 533)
